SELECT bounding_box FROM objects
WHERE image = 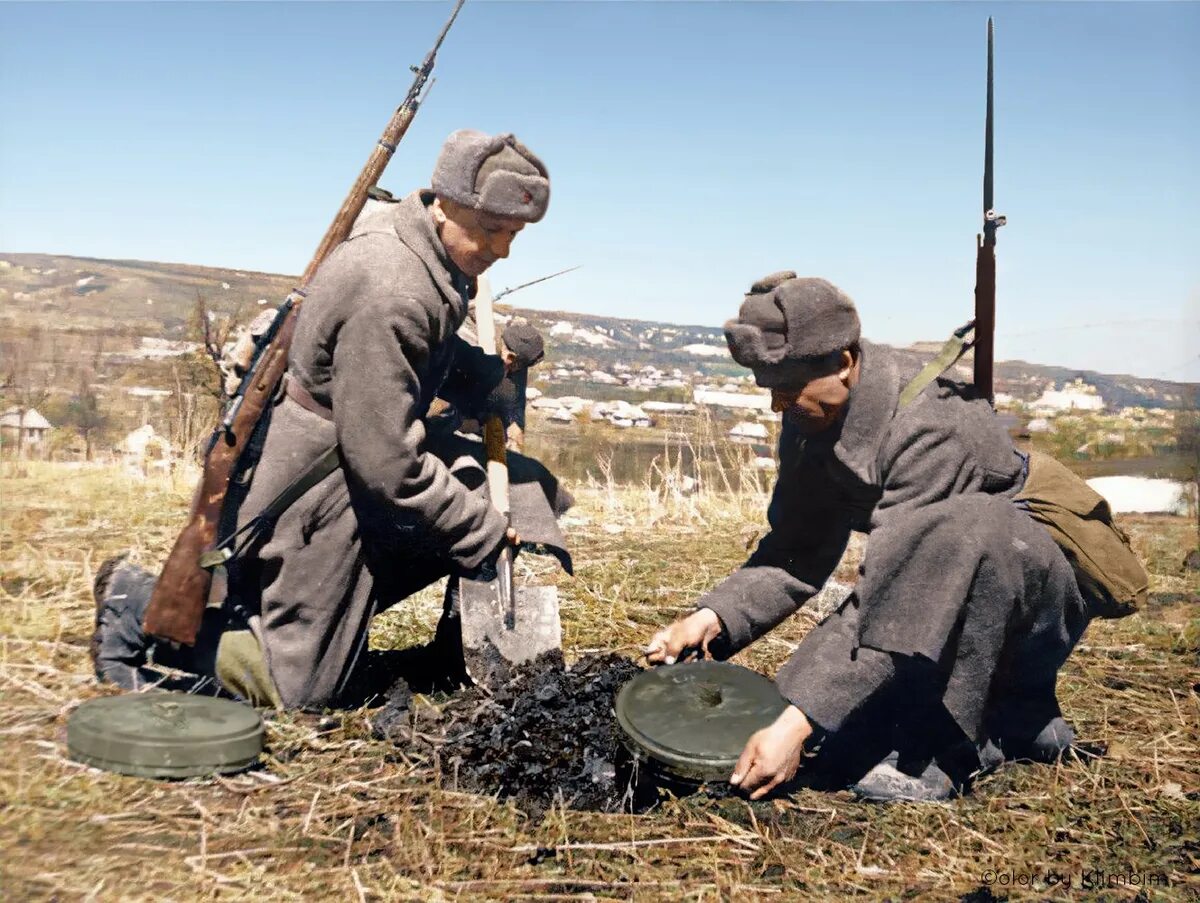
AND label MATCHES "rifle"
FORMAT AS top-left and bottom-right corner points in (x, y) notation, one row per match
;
(492, 265), (581, 302)
(143, 0), (468, 645)
(973, 17), (1006, 402)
